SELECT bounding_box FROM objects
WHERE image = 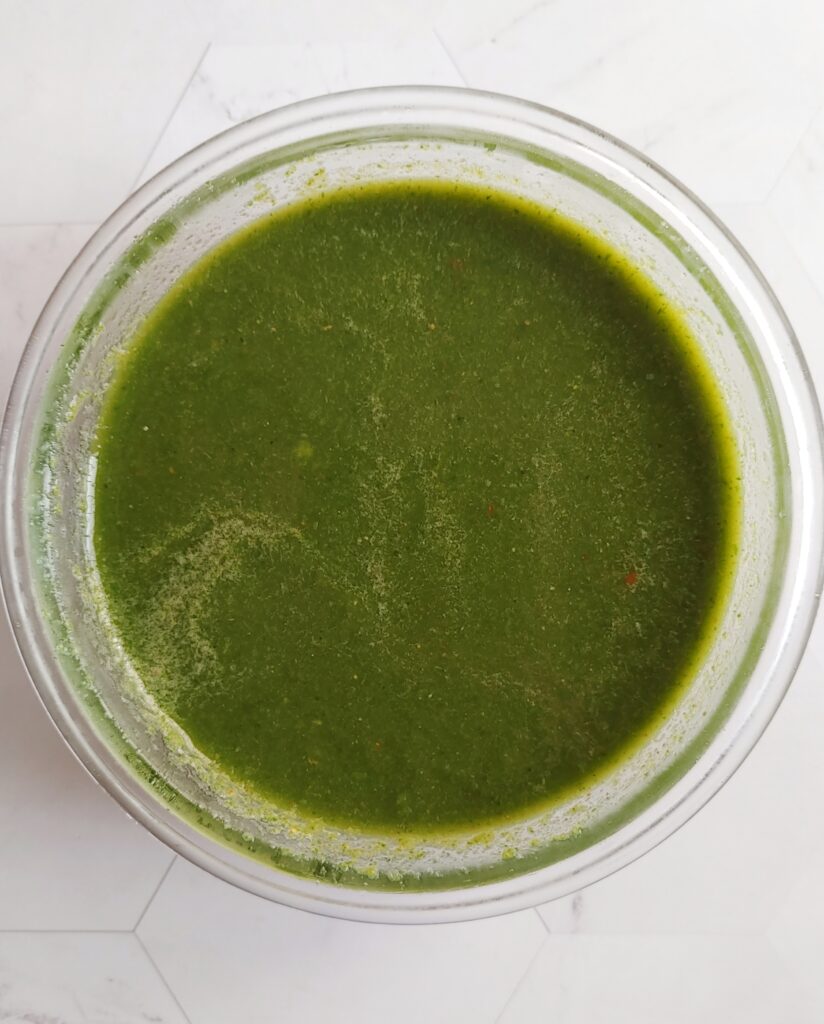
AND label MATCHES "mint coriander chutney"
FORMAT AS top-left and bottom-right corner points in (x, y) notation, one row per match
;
(93, 180), (738, 835)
